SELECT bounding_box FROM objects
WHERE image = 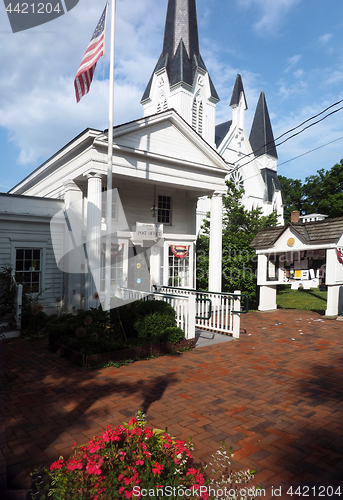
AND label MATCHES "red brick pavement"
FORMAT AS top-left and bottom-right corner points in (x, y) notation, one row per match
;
(2, 309), (343, 499)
